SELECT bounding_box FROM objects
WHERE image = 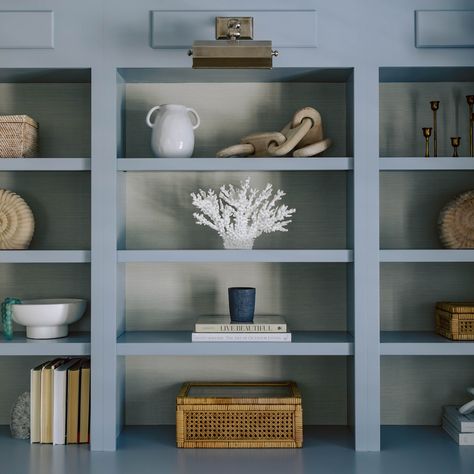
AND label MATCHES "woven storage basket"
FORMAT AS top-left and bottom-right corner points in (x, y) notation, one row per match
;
(436, 302), (474, 341)
(176, 381), (303, 448)
(0, 115), (38, 158)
